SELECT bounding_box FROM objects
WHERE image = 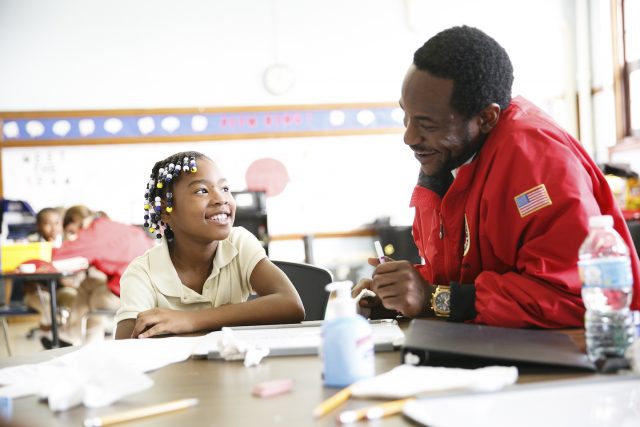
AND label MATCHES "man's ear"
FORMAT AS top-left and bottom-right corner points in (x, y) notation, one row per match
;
(478, 103), (501, 133)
